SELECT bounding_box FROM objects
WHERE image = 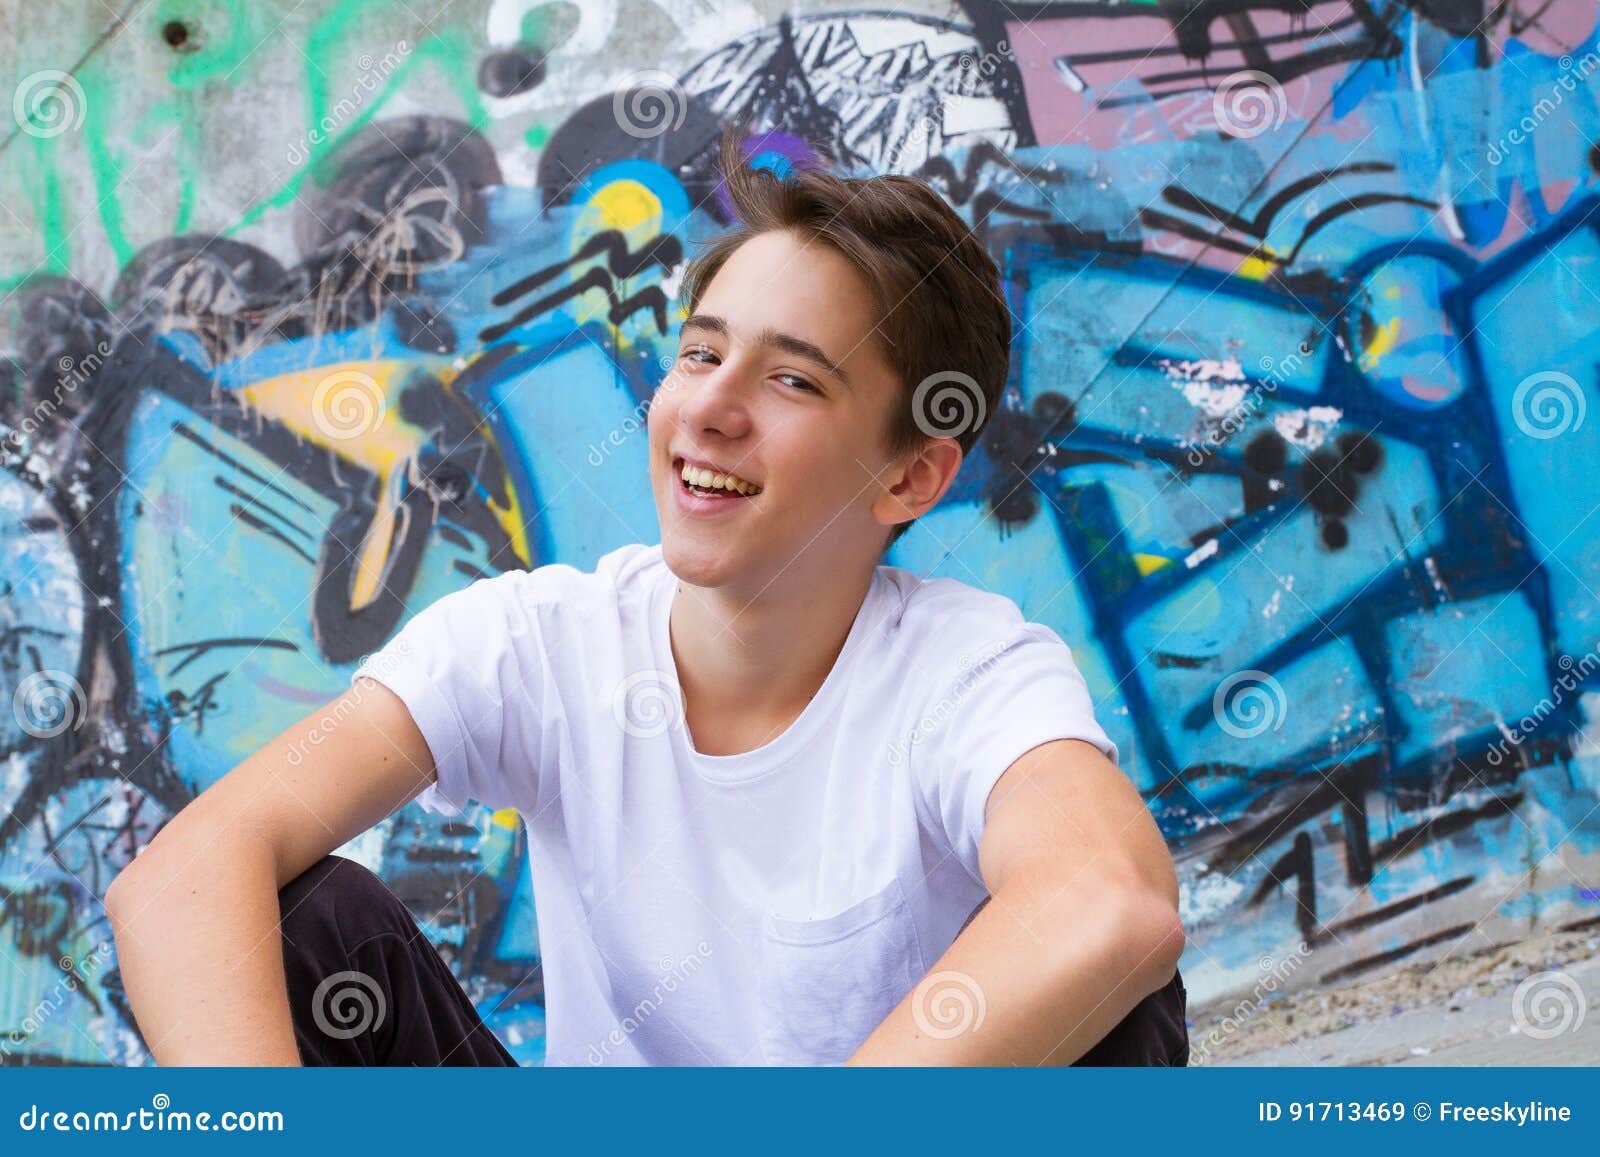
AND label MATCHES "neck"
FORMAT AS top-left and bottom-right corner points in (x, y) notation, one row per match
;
(668, 558), (877, 756)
